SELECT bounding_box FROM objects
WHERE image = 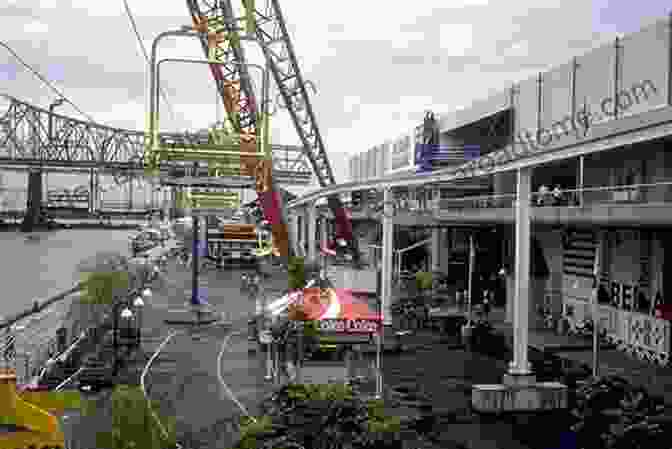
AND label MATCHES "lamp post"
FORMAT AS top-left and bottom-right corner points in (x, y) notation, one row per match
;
(112, 301), (134, 378)
(133, 296), (145, 347)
